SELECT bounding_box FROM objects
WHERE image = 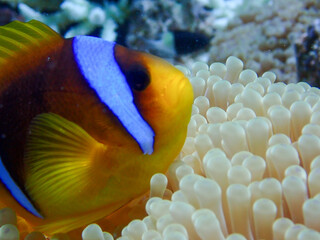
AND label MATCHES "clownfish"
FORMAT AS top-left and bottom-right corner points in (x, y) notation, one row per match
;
(0, 20), (193, 235)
